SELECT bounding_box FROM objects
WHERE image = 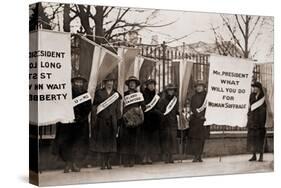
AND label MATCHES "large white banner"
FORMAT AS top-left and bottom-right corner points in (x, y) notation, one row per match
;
(29, 30), (74, 126)
(204, 55), (254, 127)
